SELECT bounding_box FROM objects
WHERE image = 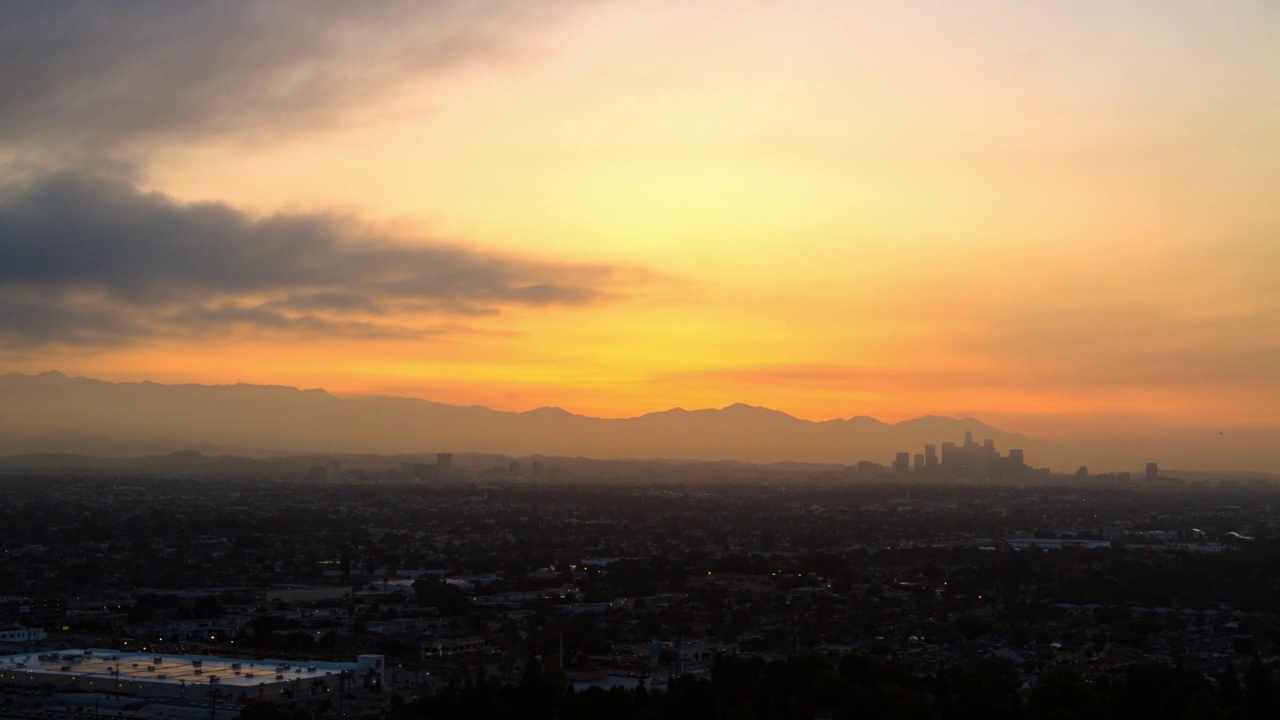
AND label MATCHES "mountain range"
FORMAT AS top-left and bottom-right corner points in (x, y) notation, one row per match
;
(0, 371), (1046, 466)
(0, 371), (1274, 474)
